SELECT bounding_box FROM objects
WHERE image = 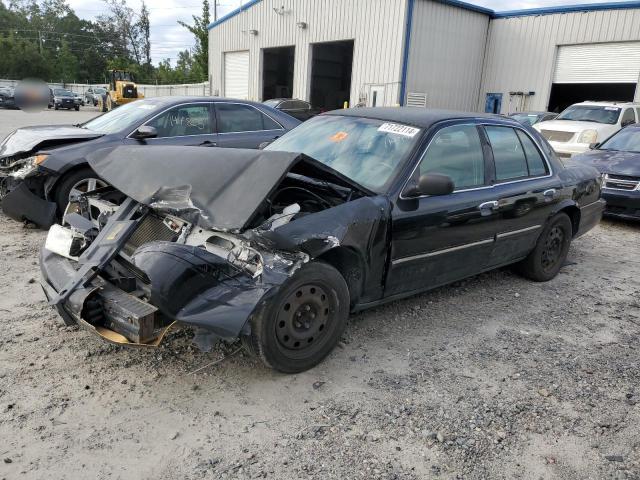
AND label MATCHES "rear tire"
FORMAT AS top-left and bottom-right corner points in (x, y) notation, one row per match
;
(243, 262), (350, 373)
(516, 212), (572, 282)
(54, 168), (107, 215)
(74, 105), (79, 111)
